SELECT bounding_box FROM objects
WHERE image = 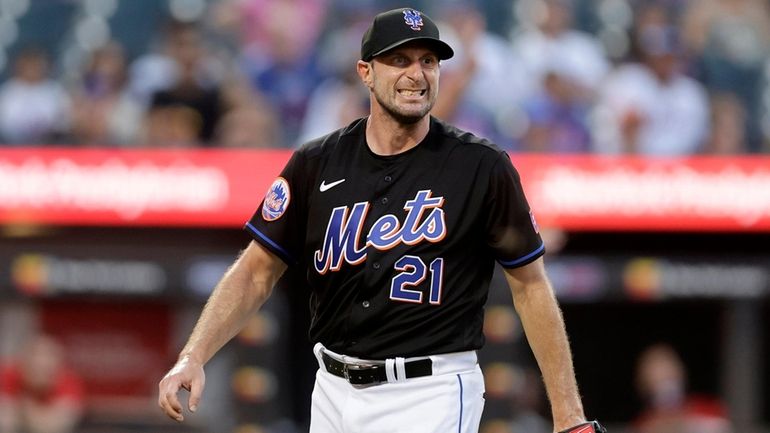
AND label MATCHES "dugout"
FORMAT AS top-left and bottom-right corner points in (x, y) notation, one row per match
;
(559, 231), (768, 432)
